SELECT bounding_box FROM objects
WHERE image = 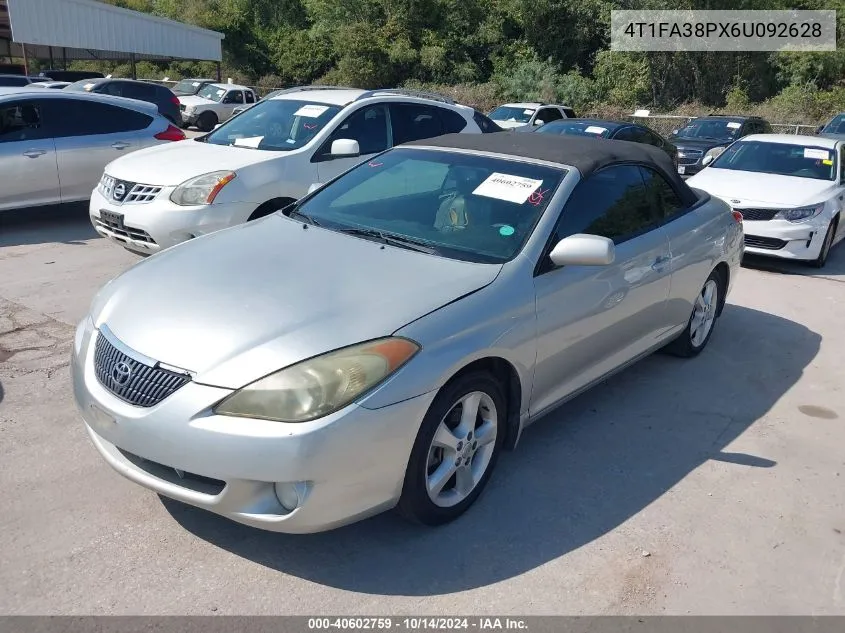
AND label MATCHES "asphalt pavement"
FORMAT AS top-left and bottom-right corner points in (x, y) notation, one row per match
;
(1, 205), (844, 614)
